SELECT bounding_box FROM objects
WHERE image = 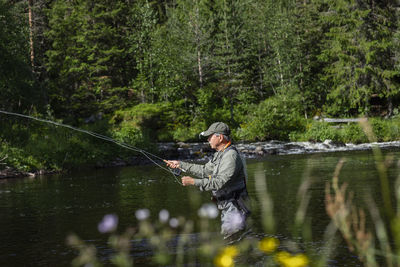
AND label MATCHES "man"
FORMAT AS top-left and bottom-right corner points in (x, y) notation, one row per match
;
(165, 122), (250, 238)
